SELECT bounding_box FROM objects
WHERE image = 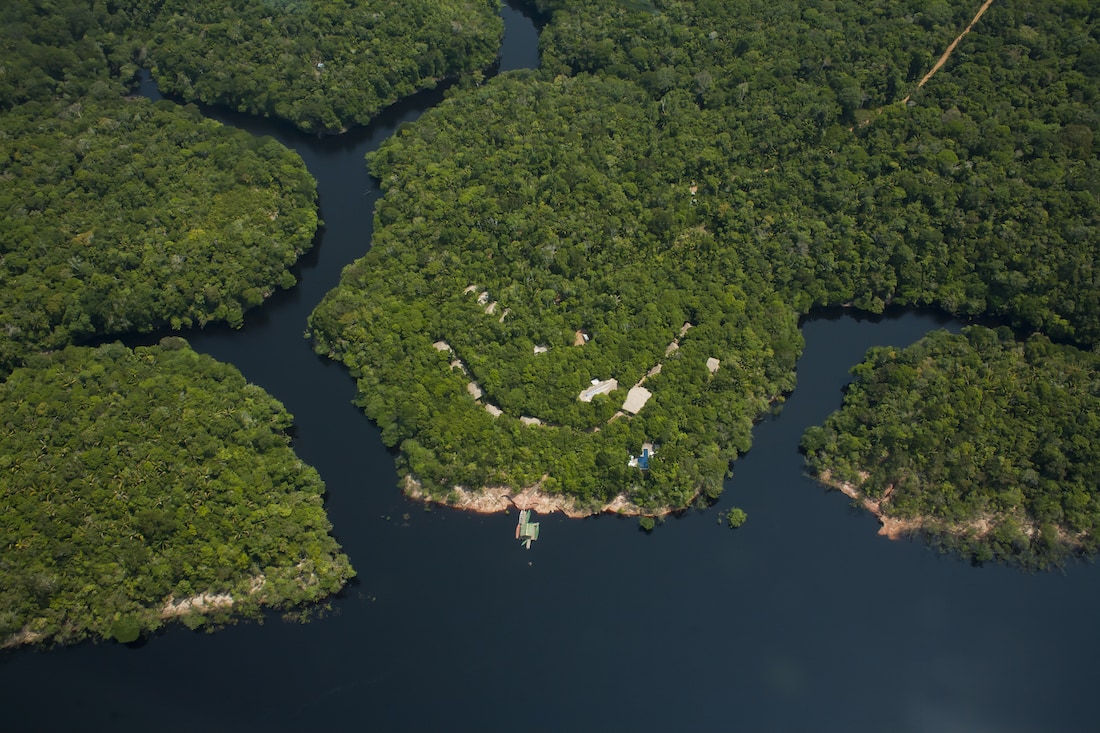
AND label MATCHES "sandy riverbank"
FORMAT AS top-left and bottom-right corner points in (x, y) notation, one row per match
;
(160, 592), (236, 619)
(403, 475), (676, 518)
(815, 469), (1060, 545)
(160, 574), (268, 619)
(1, 575), (273, 649)
(818, 469), (923, 540)
(1, 626), (45, 649)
